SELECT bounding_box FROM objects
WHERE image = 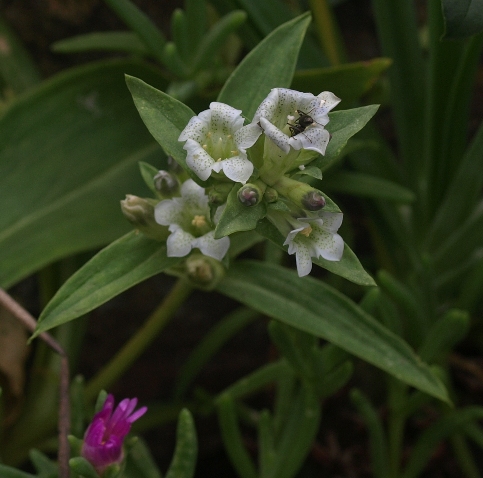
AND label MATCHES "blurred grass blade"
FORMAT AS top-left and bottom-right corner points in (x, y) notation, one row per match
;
(371, 0), (425, 171)
(402, 407), (483, 478)
(52, 32), (150, 56)
(103, 0), (166, 63)
(217, 260), (450, 403)
(0, 60), (167, 288)
(124, 438), (162, 478)
(0, 16), (40, 94)
(351, 389), (389, 478)
(291, 58), (391, 103)
(165, 409), (198, 478)
(173, 308), (259, 399)
(217, 395), (258, 478)
(191, 11), (247, 74)
(323, 171), (415, 203)
(34, 232), (182, 337)
(218, 12), (312, 119)
(442, 0), (483, 38)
